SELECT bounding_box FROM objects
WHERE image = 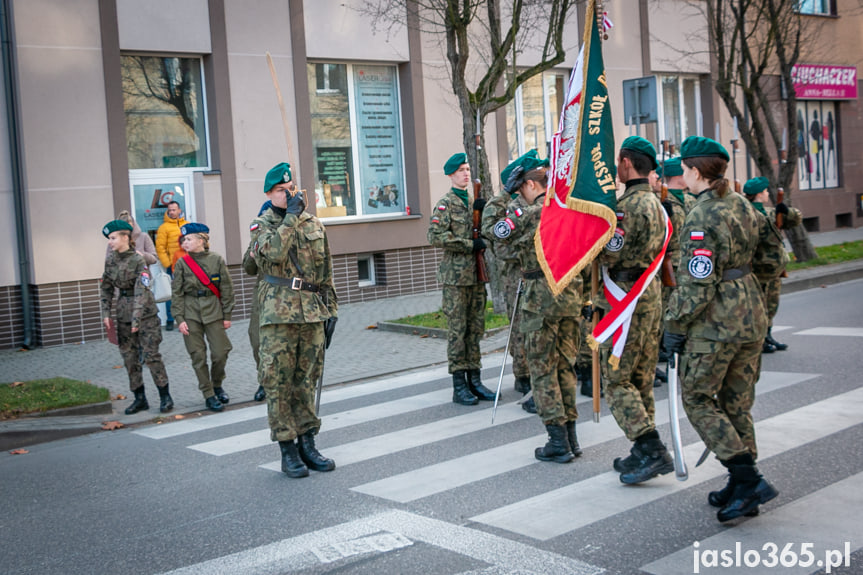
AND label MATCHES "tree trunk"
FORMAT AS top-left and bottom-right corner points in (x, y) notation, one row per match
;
(785, 224), (817, 262)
